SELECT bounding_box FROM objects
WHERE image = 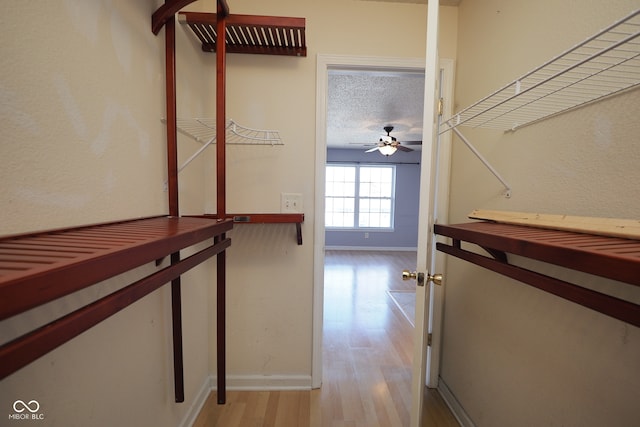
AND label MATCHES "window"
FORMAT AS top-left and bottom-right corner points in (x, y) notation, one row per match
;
(325, 164), (395, 229)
